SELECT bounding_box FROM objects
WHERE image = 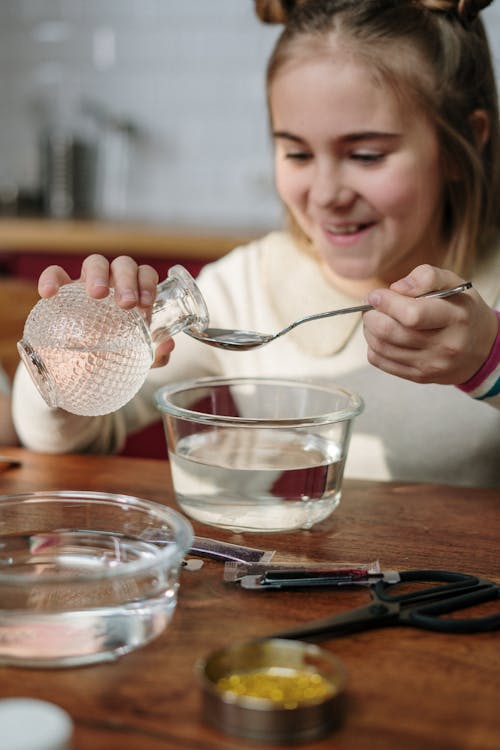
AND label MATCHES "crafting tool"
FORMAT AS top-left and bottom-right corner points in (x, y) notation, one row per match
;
(189, 537), (275, 564)
(240, 568), (399, 590)
(224, 559), (380, 582)
(268, 569), (500, 638)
